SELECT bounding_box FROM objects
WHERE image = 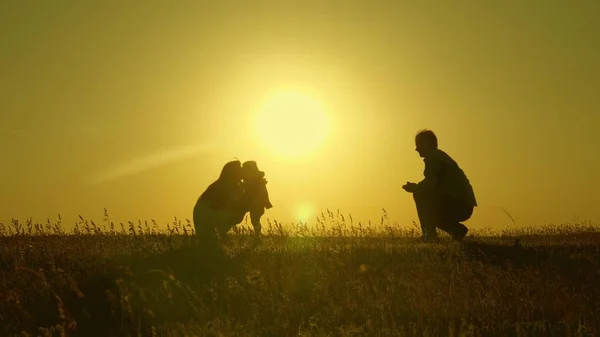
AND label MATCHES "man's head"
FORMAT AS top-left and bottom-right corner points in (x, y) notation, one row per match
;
(415, 129), (438, 158)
